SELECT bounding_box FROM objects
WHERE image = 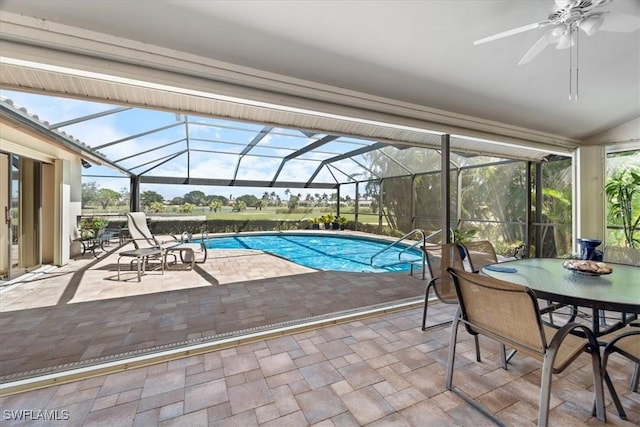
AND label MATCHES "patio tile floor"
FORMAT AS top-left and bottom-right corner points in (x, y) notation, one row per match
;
(1, 306), (638, 426)
(1, 238), (638, 425)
